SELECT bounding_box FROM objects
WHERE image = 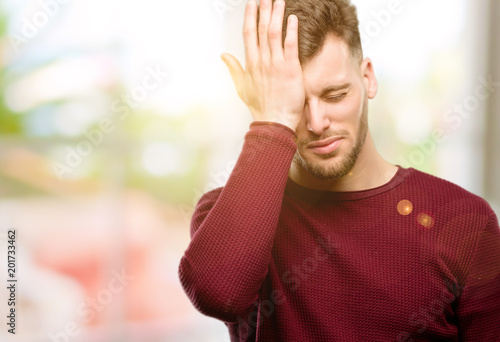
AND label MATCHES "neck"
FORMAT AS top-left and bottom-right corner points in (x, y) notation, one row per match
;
(288, 131), (398, 192)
